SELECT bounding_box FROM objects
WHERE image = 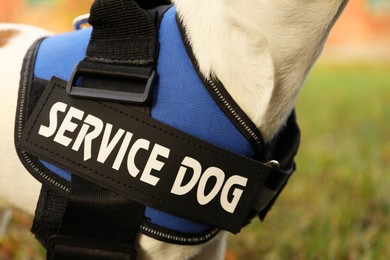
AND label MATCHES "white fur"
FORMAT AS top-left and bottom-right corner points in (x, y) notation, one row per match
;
(0, 24), (49, 214)
(0, 1), (348, 259)
(174, 0), (349, 141)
